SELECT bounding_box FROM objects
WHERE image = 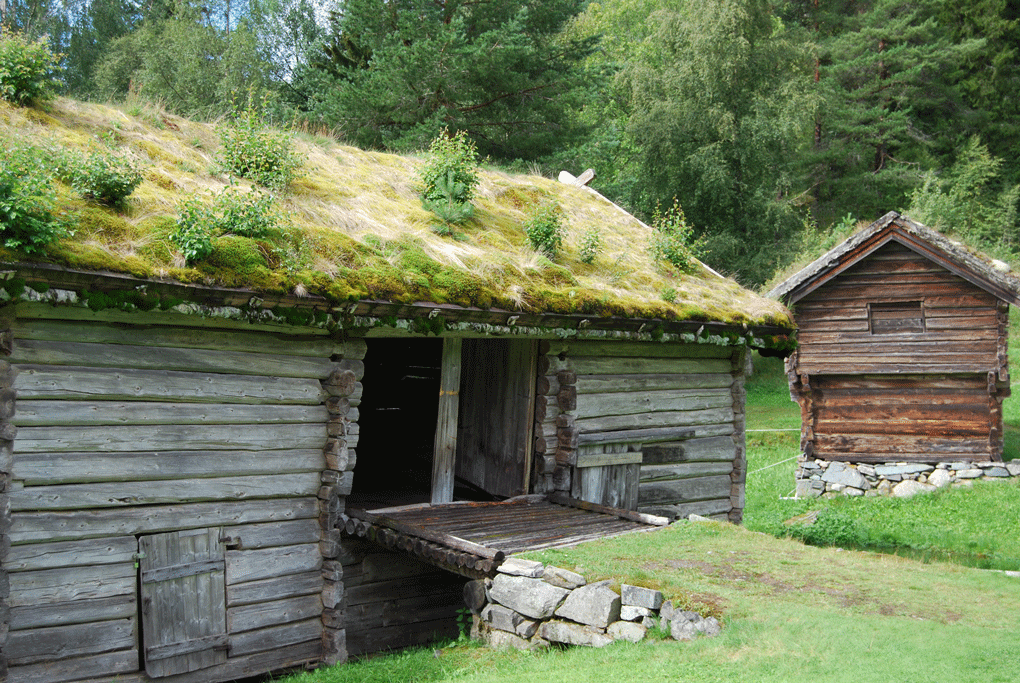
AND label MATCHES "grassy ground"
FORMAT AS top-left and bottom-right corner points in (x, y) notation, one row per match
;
(273, 341), (1020, 683)
(743, 352), (1020, 571)
(279, 522), (1020, 683)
